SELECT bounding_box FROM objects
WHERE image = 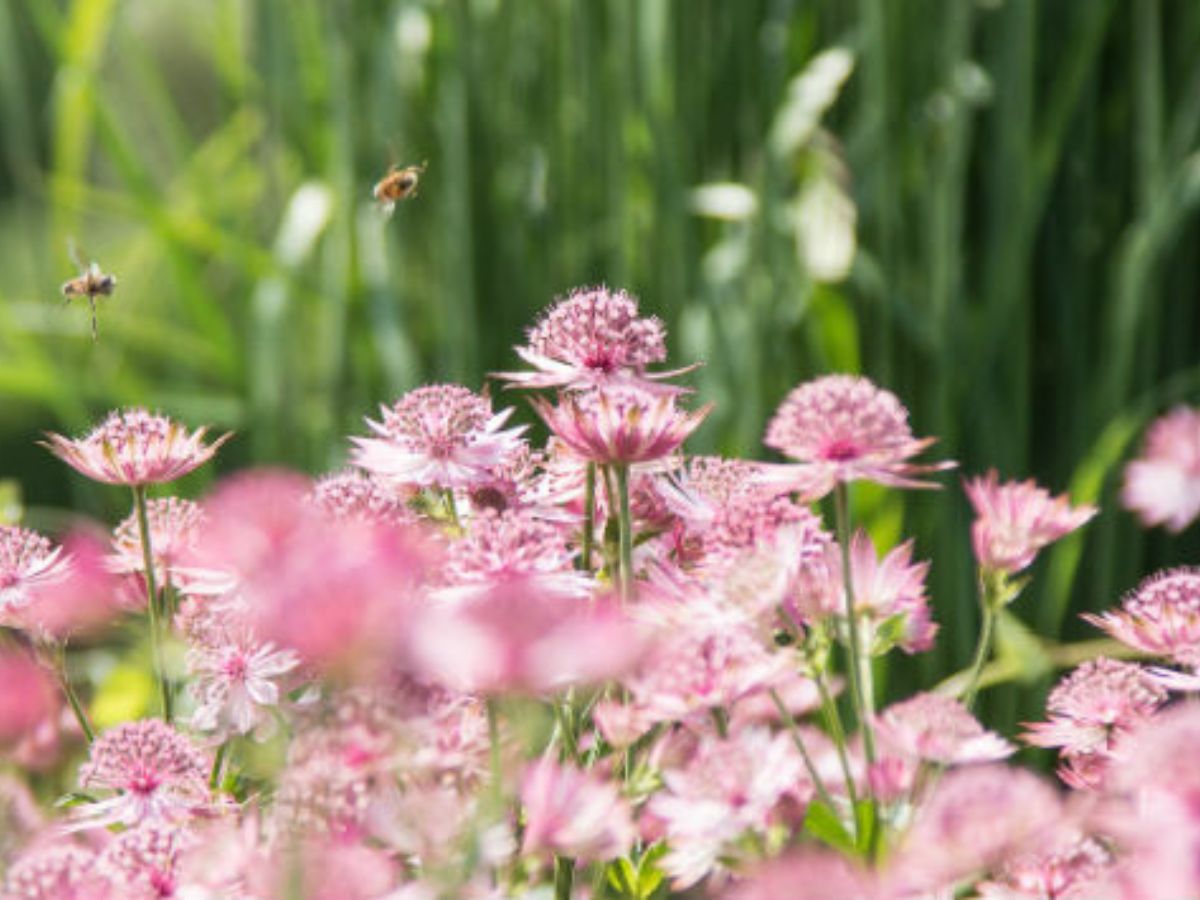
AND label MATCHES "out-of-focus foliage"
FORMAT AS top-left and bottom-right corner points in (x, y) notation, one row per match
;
(1, 0), (1199, 721)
